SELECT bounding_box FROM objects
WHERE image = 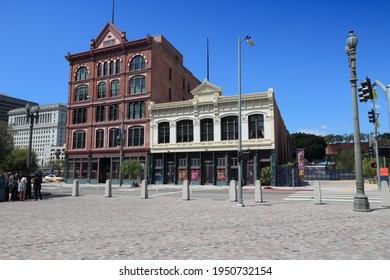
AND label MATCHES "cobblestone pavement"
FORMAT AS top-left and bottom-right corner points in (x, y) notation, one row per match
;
(0, 182), (389, 260)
